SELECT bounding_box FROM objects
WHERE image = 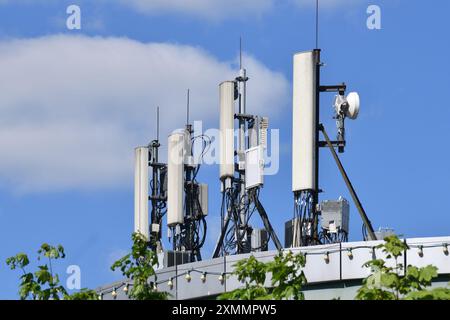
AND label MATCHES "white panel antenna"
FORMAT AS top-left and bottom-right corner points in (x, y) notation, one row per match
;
(245, 145), (265, 190)
(134, 147), (149, 239)
(292, 51), (318, 192)
(219, 81), (236, 180)
(167, 130), (186, 227)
